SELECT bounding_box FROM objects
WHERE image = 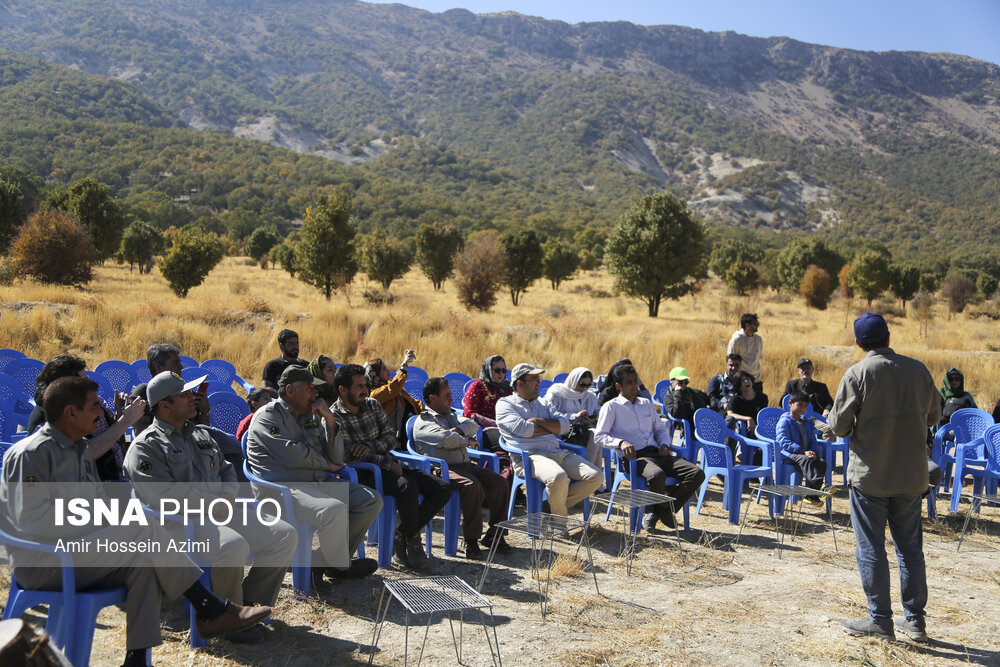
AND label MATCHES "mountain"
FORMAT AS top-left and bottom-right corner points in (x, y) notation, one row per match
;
(1, 0), (999, 257)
